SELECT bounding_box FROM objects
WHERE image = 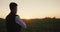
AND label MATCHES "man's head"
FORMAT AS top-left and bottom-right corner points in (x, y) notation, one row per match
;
(9, 2), (17, 14)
